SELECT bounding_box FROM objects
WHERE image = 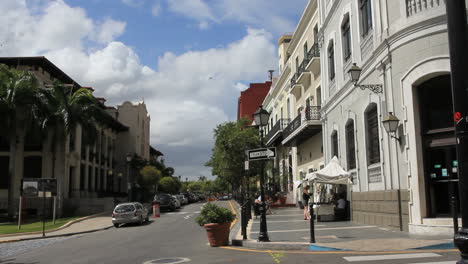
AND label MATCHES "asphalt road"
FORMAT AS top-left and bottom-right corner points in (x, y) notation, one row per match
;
(0, 201), (462, 264)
